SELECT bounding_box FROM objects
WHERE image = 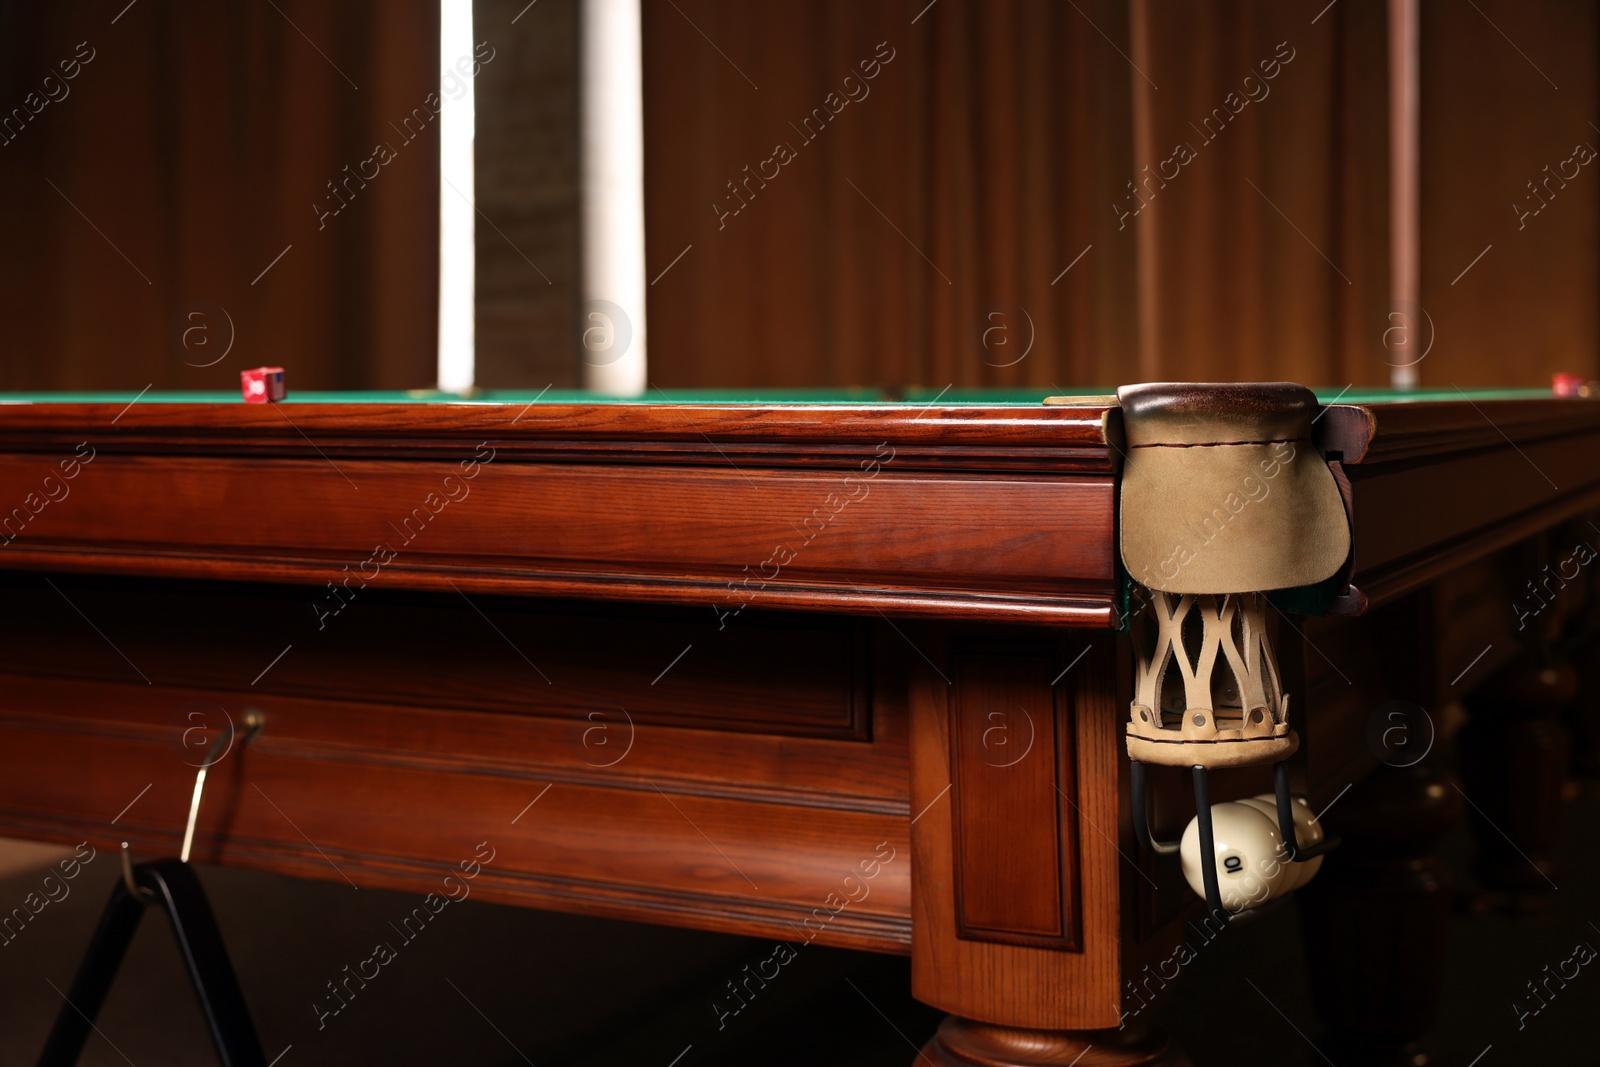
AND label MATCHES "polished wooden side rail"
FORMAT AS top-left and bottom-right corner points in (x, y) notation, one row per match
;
(0, 401), (1122, 625)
